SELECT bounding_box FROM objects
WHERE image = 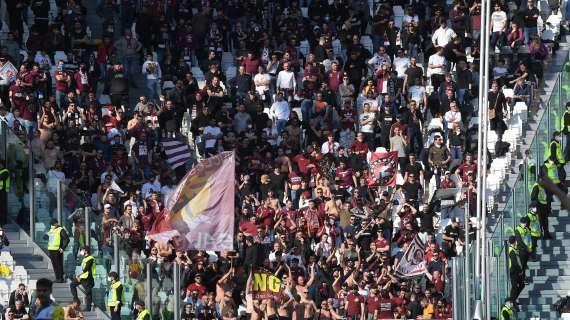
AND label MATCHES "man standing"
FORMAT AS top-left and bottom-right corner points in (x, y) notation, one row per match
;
(526, 204), (542, 261)
(276, 62), (296, 100)
(514, 217), (532, 274)
(34, 278), (65, 319)
(115, 31), (142, 82)
(44, 219), (69, 283)
(70, 246), (95, 311)
(269, 92), (290, 135)
(142, 53), (162, 102)
(507, 236), (525, 302)
(0, 162), (10, 225)
(530, 182), (551, 238)
(107, 271), (124, 320)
